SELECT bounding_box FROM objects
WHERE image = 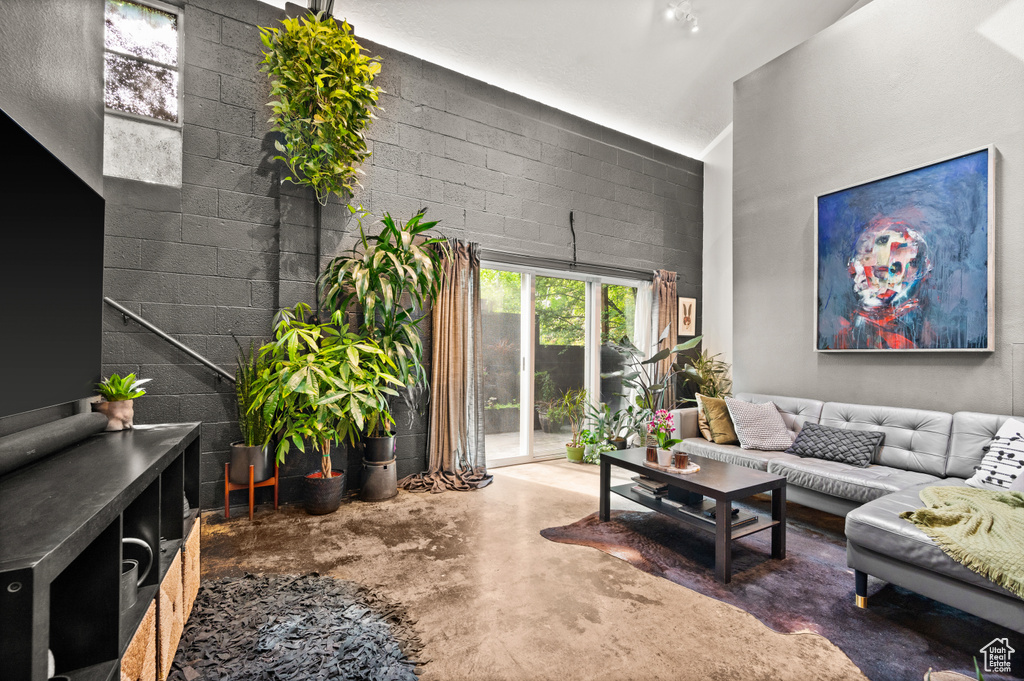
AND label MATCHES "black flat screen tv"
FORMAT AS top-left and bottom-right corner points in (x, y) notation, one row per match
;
(0, 108), (104, 419)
